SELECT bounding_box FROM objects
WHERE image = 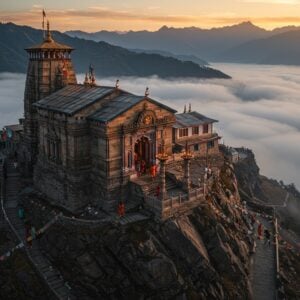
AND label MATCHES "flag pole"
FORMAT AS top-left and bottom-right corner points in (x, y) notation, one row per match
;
(42, 10), (46, 39)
